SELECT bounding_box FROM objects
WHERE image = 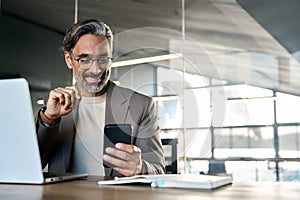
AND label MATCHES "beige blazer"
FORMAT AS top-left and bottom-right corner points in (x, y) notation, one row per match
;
(36, 81), (165, 176)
